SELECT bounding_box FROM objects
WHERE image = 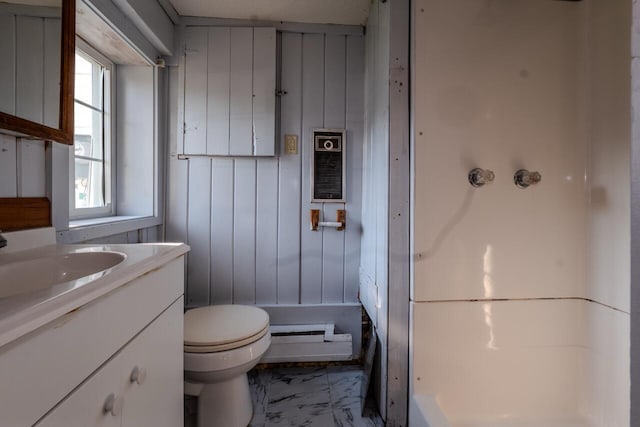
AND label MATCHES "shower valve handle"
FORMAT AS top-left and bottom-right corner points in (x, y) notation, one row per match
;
(514, 169), (542, 188)
(468, 168), (495, 188)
